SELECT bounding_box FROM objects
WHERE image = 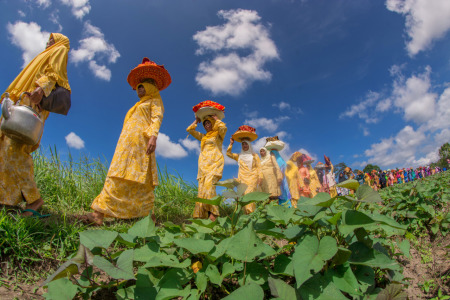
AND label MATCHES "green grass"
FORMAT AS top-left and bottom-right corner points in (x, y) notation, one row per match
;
(0, 146), (200, 282)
